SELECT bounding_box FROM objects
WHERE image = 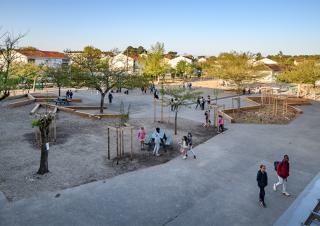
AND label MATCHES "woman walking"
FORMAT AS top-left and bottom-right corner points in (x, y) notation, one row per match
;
(137, 127), (146, 150)
(257, 164), (268, 208)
